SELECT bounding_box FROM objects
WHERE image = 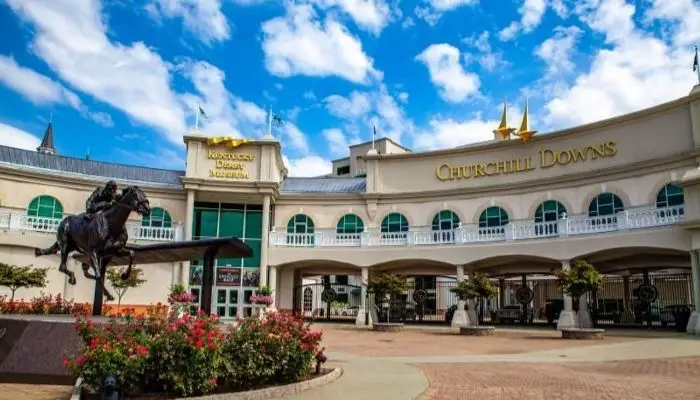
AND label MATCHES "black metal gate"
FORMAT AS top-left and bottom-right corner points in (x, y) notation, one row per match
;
(293, 283), (362, 322)
(373, 277), (458, 324)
